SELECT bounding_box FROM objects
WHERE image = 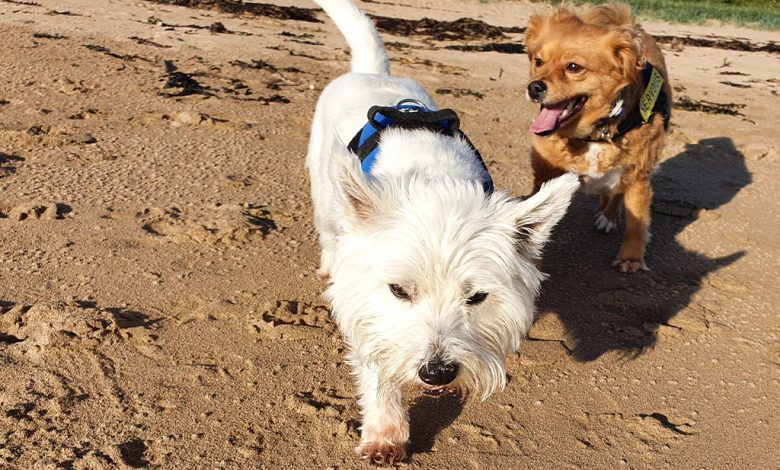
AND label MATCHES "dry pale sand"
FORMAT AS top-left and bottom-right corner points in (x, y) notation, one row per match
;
(0, 0), (778, 468)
